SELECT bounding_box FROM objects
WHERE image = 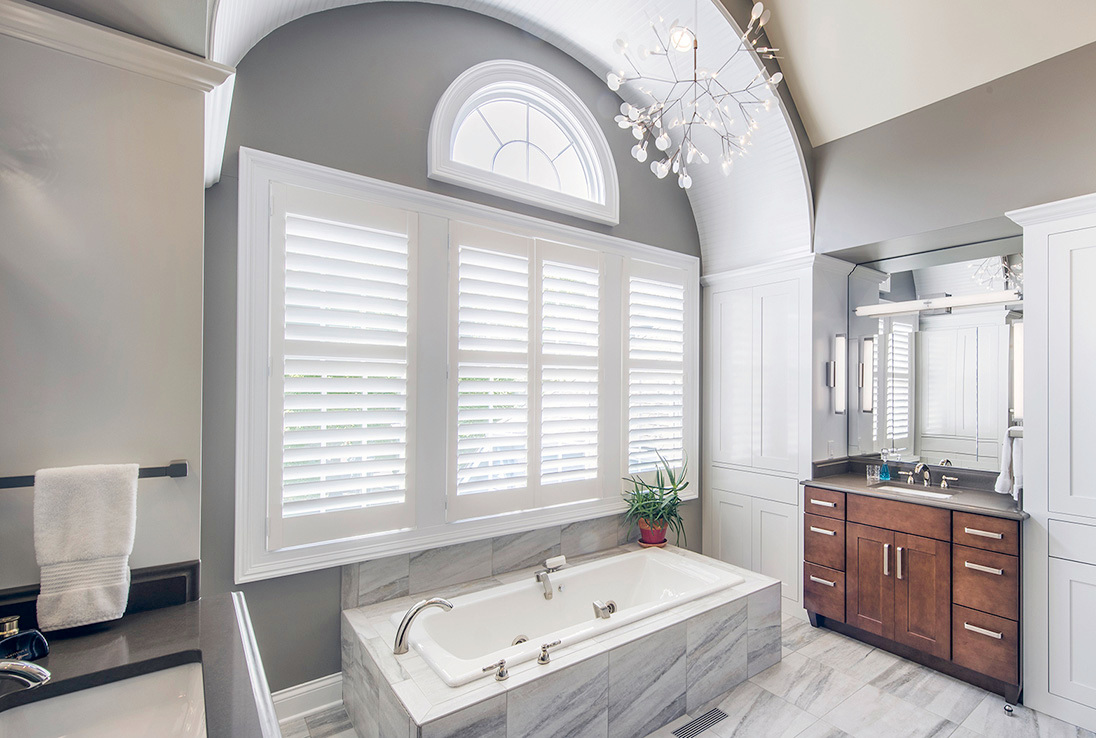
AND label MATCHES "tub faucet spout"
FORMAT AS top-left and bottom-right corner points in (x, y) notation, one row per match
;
(533, 555), (566, 600)
(535, 570), (554, 599)
(393, 597), (453, 655)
